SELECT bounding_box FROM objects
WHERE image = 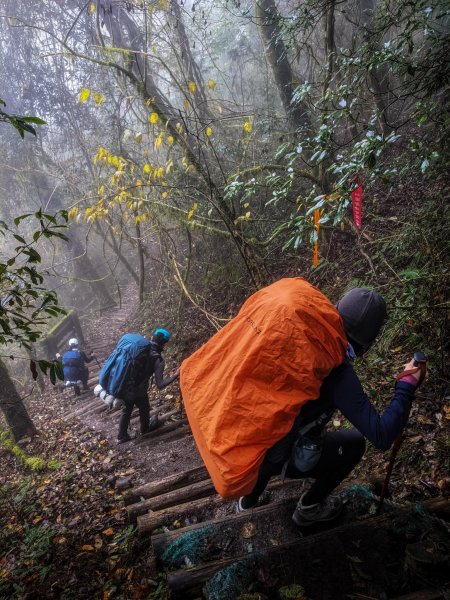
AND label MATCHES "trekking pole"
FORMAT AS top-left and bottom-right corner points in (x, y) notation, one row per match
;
(376, 351), (427, 514)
